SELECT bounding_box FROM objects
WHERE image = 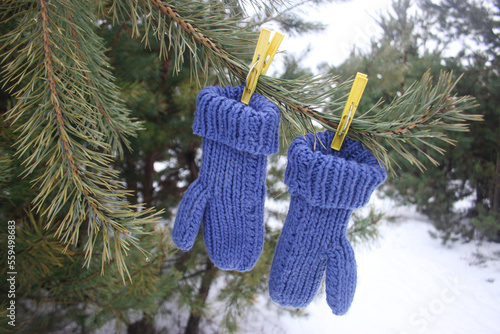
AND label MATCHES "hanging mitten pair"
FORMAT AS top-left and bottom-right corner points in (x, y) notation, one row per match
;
(172, 86), (386, 315)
